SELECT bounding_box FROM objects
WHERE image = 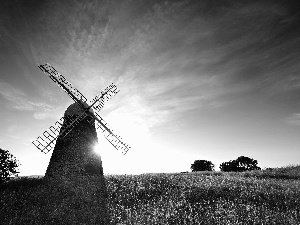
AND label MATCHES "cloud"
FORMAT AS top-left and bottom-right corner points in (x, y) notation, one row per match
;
(8, 125), (19, 133)
(4, 0), (296, 132)
(6, 134), (20, 140)
(7, 125), (26, 140)
(285, 113), (300, 126)
(33, 112), (49, 120)
(0, 81), (56, 117)
(29, 102), (55, 112)
(0, 82), (33, 110)
(33, 112), (58, 120)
